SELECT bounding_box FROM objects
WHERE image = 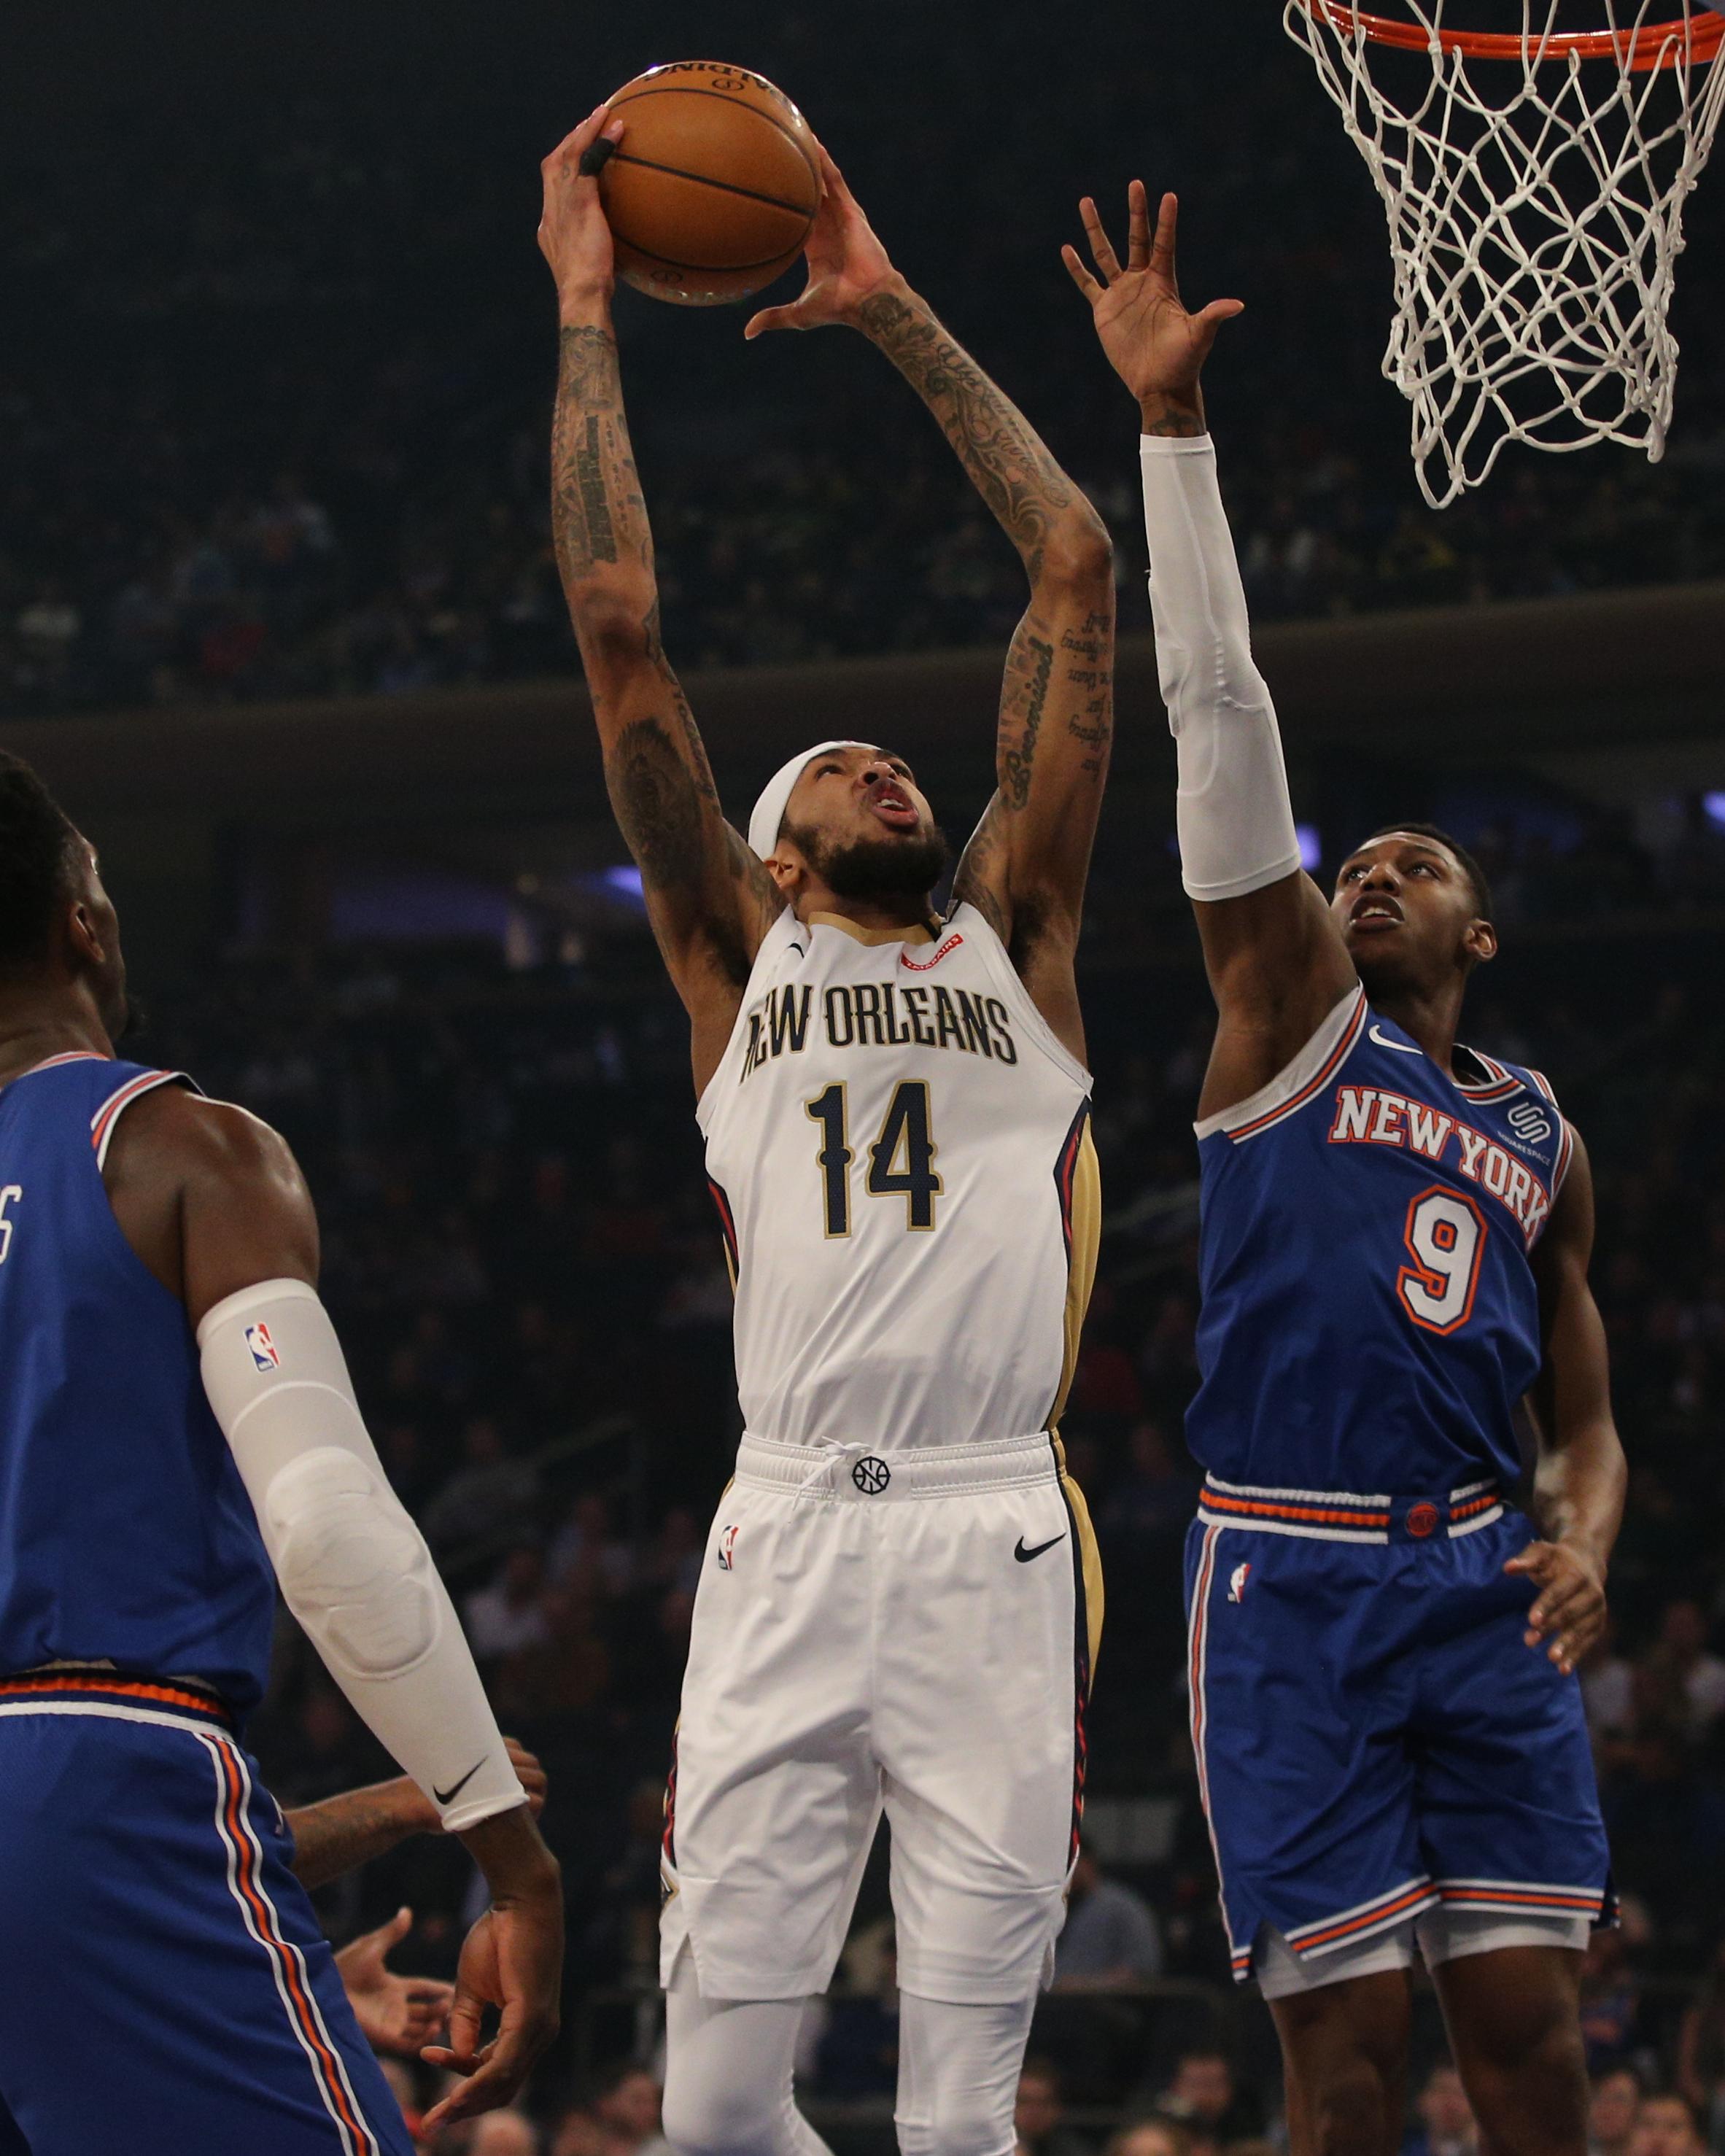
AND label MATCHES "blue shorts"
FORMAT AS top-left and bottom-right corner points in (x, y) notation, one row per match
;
(0, 1675), (413, 2155)
(1184, 1483), (1613, 1985)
